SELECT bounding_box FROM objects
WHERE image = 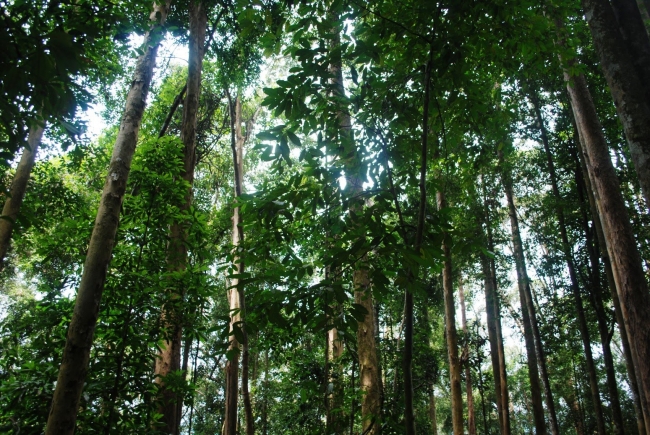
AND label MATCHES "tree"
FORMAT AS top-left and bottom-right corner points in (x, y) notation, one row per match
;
(45, 2), (172, 433)
(154, 2), (207, 433)
(557, 15), (650, 434)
